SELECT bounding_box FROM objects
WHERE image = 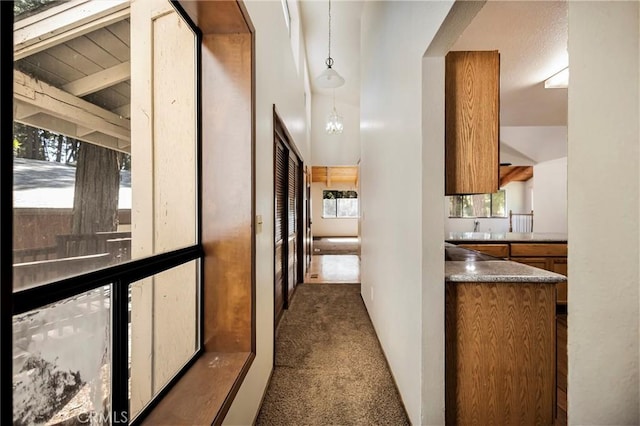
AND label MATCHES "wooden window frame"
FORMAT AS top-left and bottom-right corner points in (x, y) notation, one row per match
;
(139, 1), (256, 424)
